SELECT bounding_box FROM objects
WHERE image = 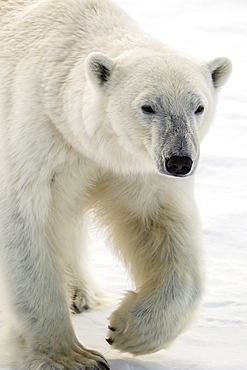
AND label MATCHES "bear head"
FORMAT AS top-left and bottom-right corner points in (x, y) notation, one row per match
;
(84, 50), (232, 177)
